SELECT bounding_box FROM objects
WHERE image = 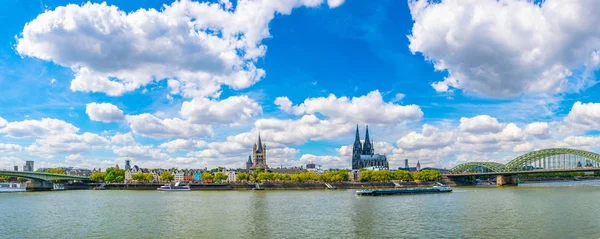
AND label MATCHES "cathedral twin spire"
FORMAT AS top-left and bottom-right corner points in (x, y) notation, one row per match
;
(354, 125), (374, 156)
